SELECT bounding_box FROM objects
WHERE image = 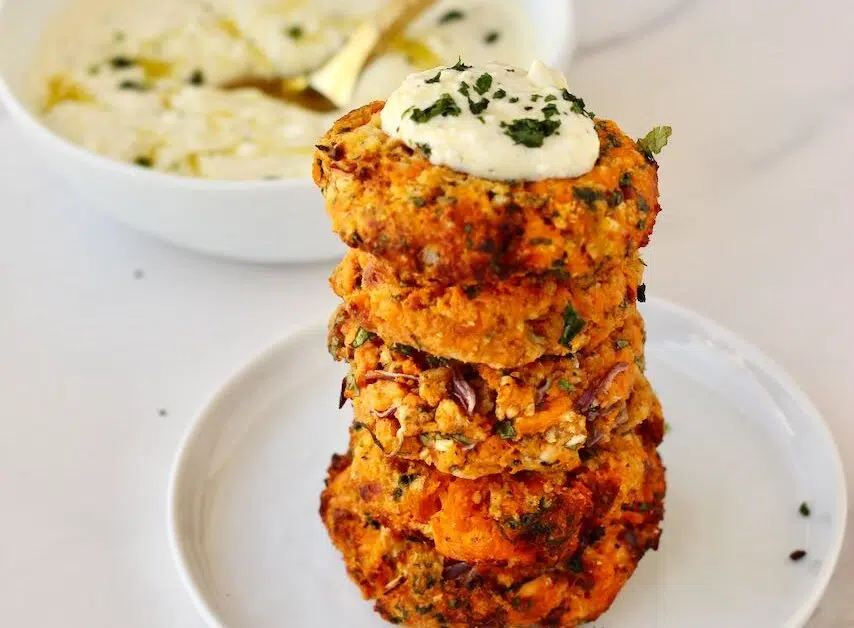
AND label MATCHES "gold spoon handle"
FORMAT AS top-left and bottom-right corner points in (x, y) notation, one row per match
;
(309, 0), (437, 109)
